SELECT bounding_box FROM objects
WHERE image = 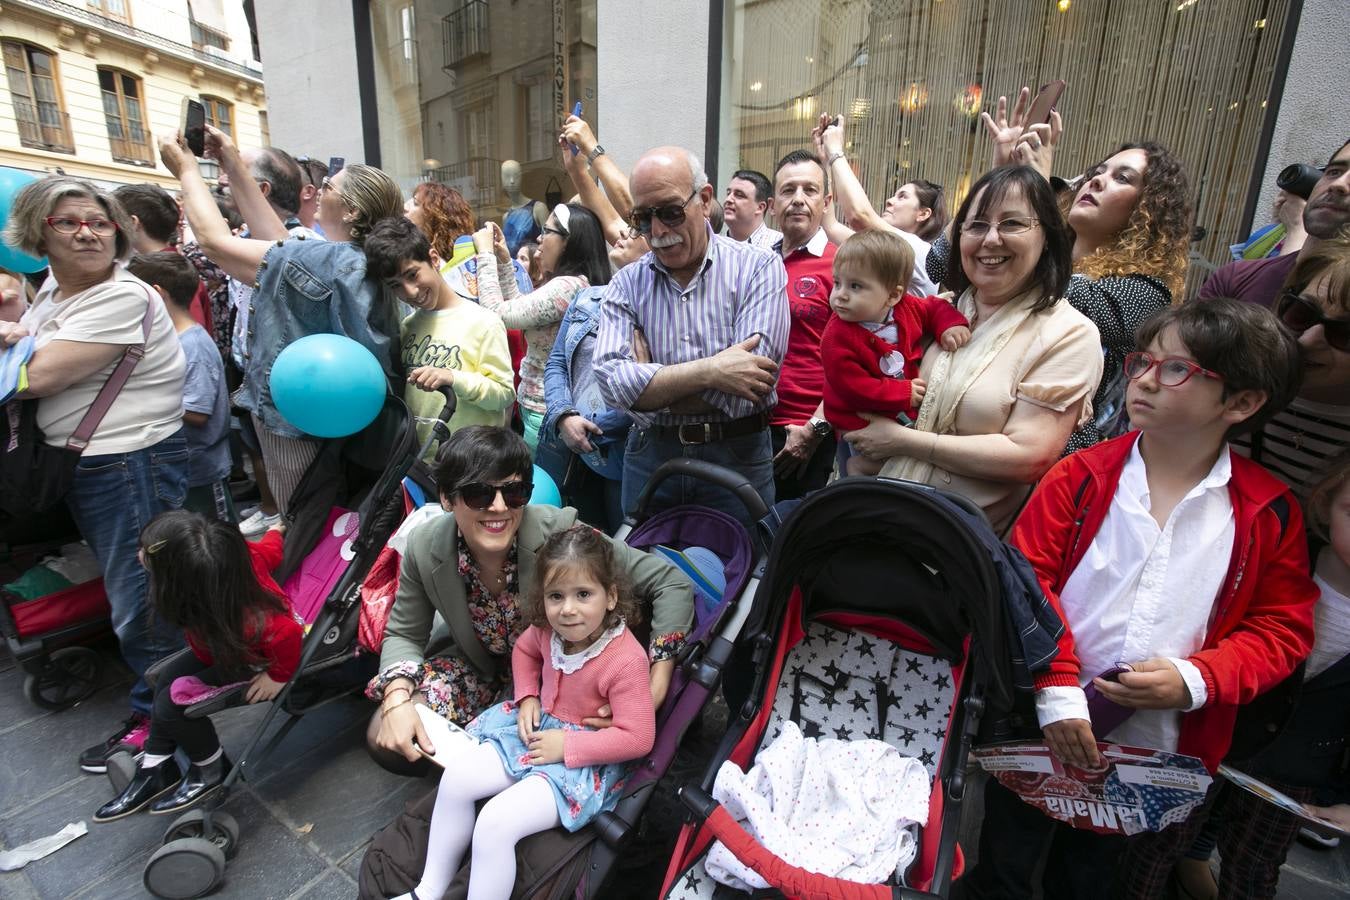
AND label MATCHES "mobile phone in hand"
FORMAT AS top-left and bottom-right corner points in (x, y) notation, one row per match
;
(182, 98), (206, 157)
(327, 156), (345, 179)
(1027, 80), (1066, 125)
